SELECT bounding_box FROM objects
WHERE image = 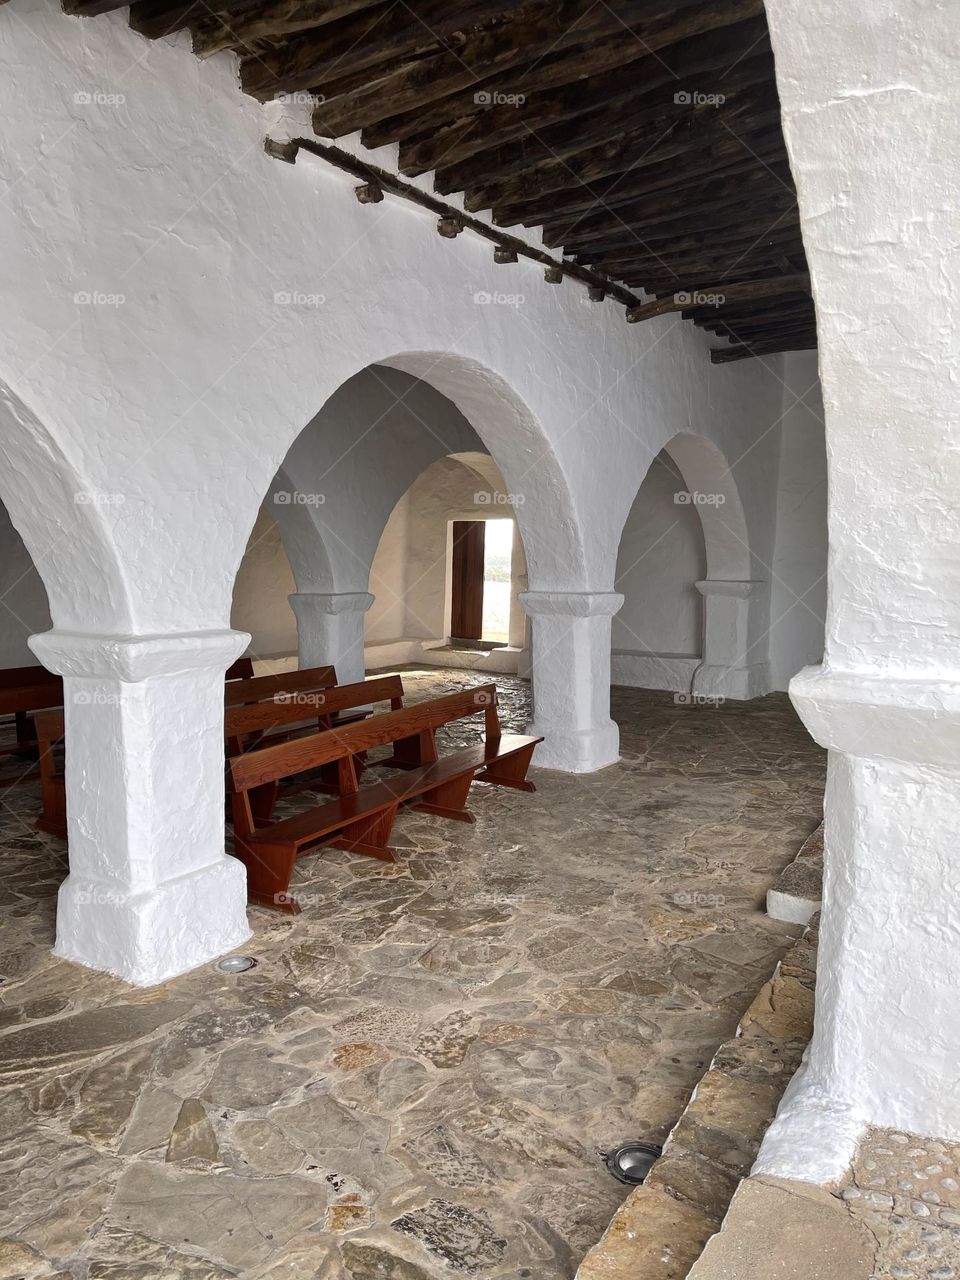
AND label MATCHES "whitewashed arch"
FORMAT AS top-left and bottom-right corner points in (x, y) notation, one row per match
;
(0, 380), (135, 636)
